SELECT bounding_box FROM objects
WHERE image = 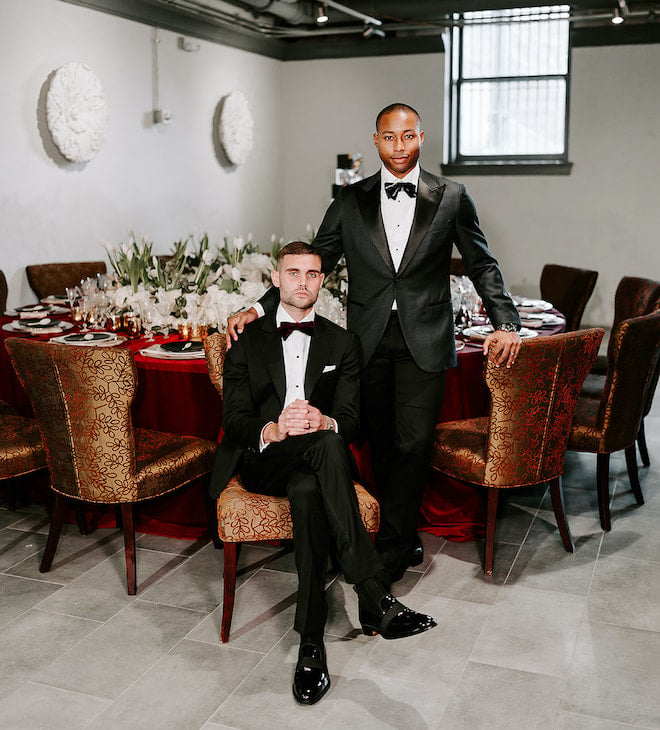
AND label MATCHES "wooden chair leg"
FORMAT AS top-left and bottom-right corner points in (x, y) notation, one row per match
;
(40, 493), (66, 573)
(637, 419), (650, 468)
(625, 445), (645, 505)
(549, 477), (575, 553)
(120, 504), (137, 595)
(72, 503), (89, 536)
(221, 542), (239, 643)
(484, 489), (499, 576)
(596, 453), (611, 531)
